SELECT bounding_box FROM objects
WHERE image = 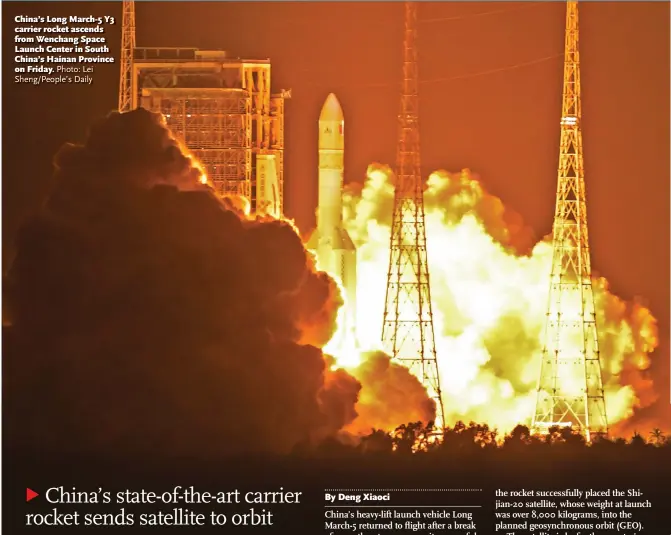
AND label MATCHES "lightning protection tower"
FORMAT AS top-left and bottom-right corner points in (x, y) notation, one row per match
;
(532, 0), (608, 442)
(118, 0), (136, 112)
(381, 2), (445, 430)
